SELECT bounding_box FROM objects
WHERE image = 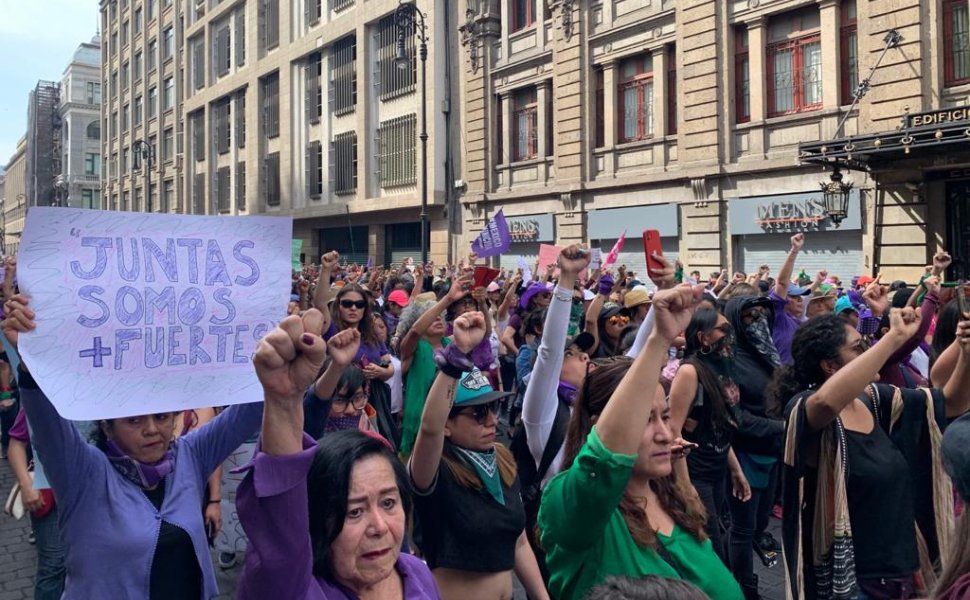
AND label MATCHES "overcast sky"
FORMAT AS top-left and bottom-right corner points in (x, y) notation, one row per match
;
(0, 0), (100, 164)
